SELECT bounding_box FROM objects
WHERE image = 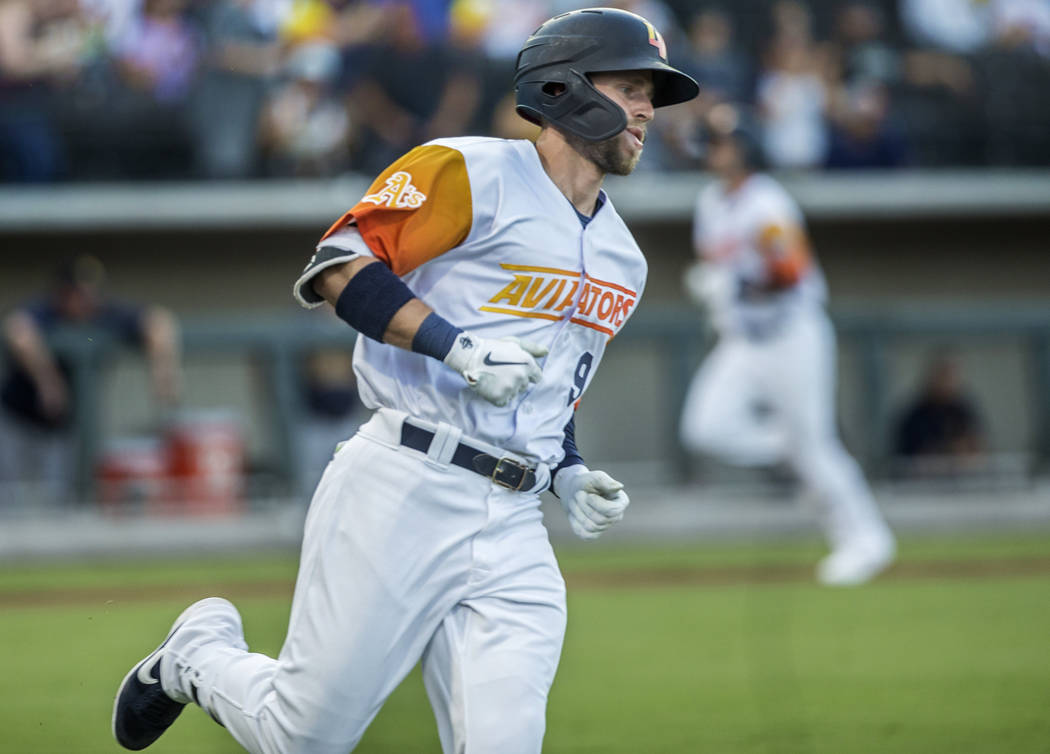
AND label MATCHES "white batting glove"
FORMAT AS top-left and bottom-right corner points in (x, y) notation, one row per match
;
(684, 261), (730, 310)
(554, 466), (630, 540)
(443, 331), (547, 407)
